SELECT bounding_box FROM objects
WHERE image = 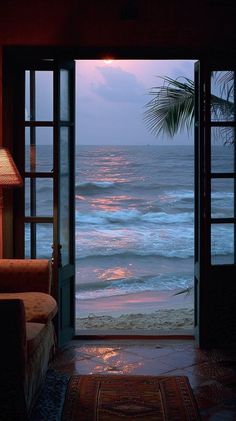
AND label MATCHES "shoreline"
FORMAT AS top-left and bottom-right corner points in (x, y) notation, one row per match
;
(76, 289), (194, 331)
(76, 307), (194, 330)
